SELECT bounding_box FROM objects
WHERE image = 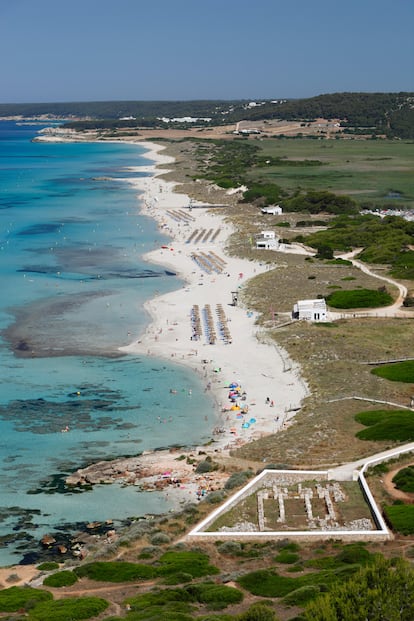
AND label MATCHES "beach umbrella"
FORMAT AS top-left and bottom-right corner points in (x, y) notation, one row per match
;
(249, 418), (256, 424)
(230, 427), (237, 433)
(229, 382), (238, 388)
(242, 422), (250, 429)
(231, 405), (240, 411)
